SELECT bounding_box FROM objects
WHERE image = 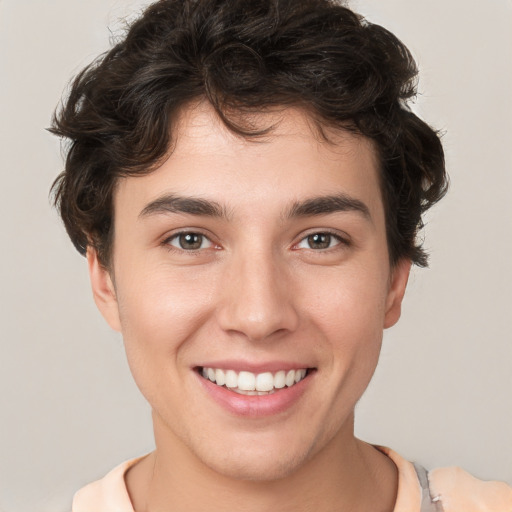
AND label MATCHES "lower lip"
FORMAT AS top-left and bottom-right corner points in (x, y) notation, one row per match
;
(196, 371), (313, 417)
